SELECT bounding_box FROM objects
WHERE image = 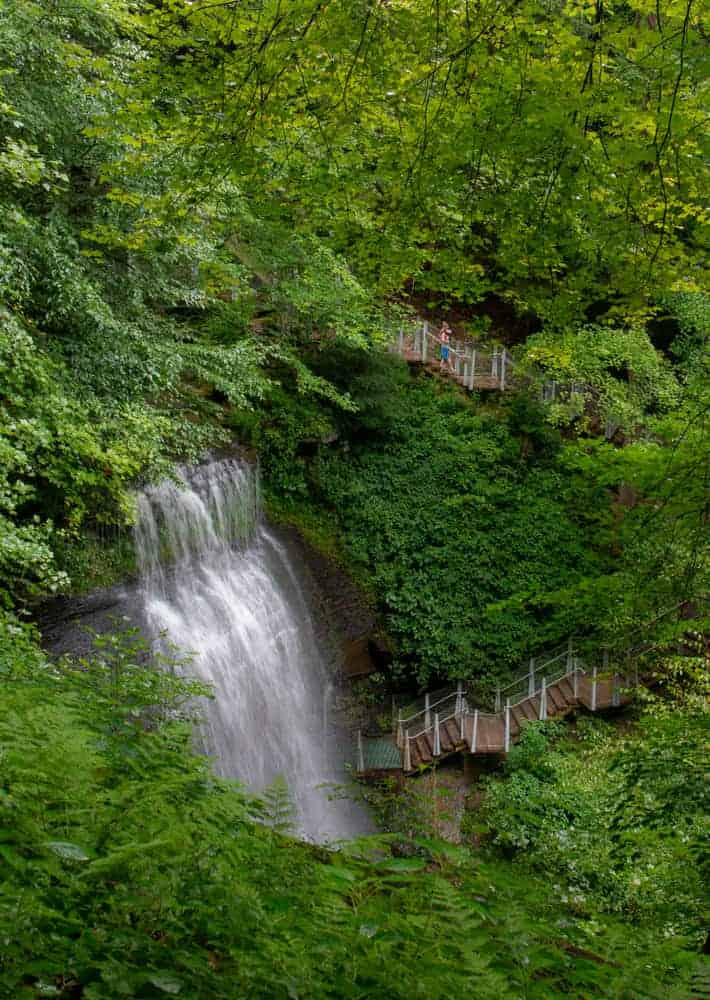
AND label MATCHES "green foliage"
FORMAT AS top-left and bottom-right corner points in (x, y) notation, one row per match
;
(262, 775), (298, 835)
(522, 324), (680, 432)
(477, 714), (709, 946)
(260, 352), (603, 685)
(0, 0), (366, 606)
(0, 616), (701, 998)
(0, 4), (707, 993)
(658, 291), (710, 371)
(125, 0), (708, 320)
